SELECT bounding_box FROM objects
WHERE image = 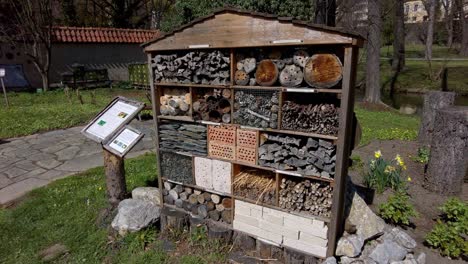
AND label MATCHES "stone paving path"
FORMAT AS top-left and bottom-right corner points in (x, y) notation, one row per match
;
(0, 120), (155, 206)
